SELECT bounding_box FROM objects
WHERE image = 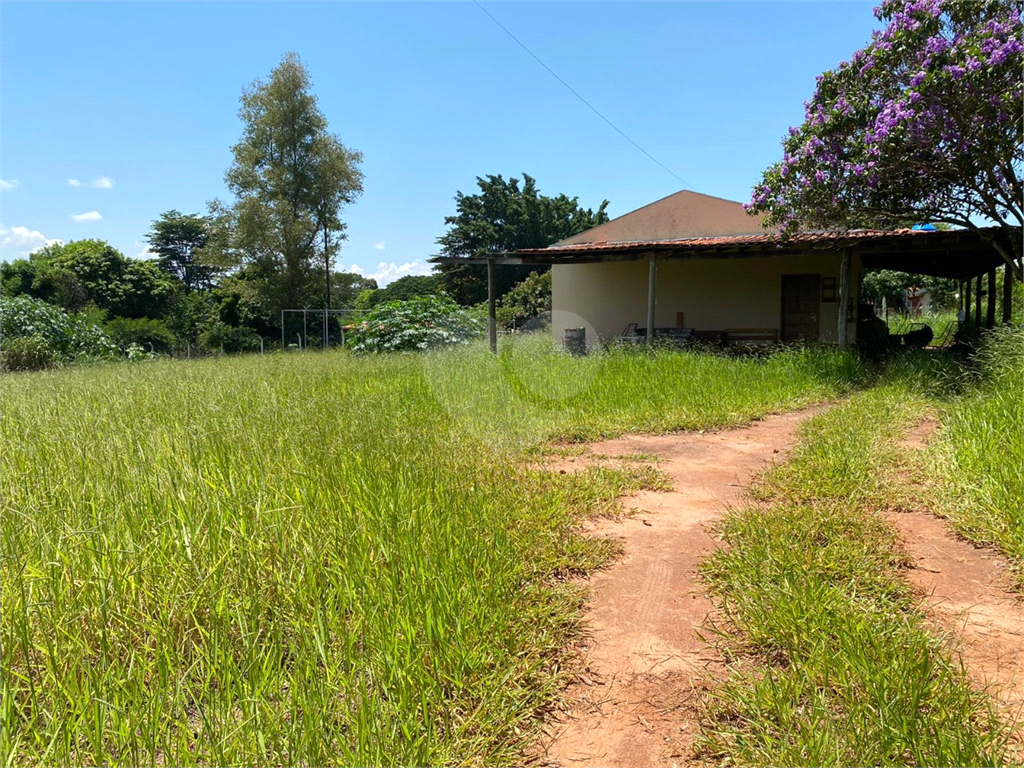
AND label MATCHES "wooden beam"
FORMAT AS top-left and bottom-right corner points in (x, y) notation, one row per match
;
(987, 269), (997, 328)
(487, 257), (497, 354)
(1003, 265), (1014, 324)
(837, 250), (851, 347)
(647, 254), (657, 346)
